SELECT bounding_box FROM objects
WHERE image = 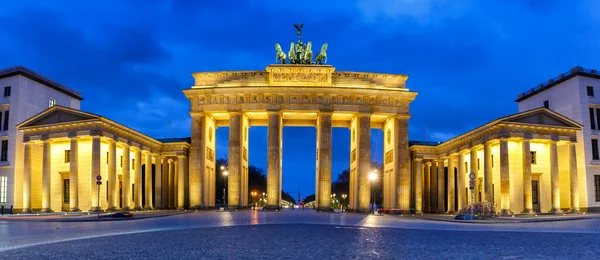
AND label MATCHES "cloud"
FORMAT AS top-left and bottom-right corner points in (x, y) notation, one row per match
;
(429, 131), (457, 142)
(355, 0), (475, 25)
